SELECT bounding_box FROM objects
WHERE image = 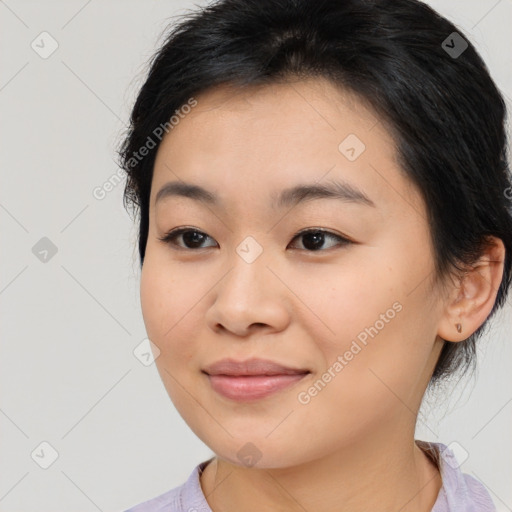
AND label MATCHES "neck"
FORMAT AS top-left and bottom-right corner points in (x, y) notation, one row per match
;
(200, 425), (442, 512)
